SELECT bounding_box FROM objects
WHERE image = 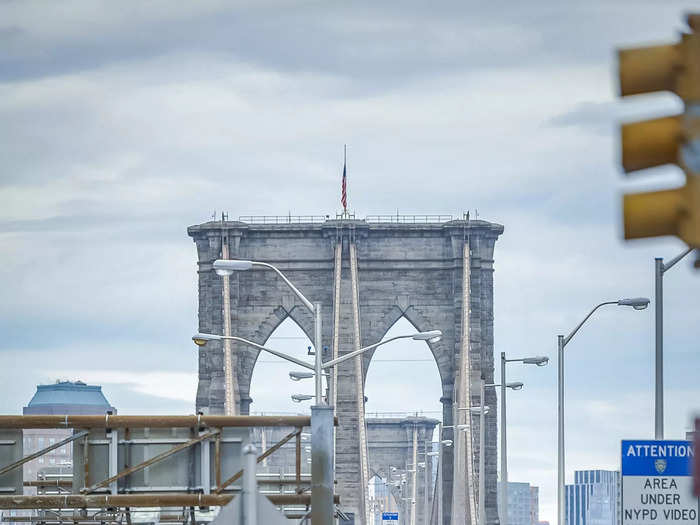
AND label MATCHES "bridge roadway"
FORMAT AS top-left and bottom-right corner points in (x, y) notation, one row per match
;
(251, 417), (440, 525)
